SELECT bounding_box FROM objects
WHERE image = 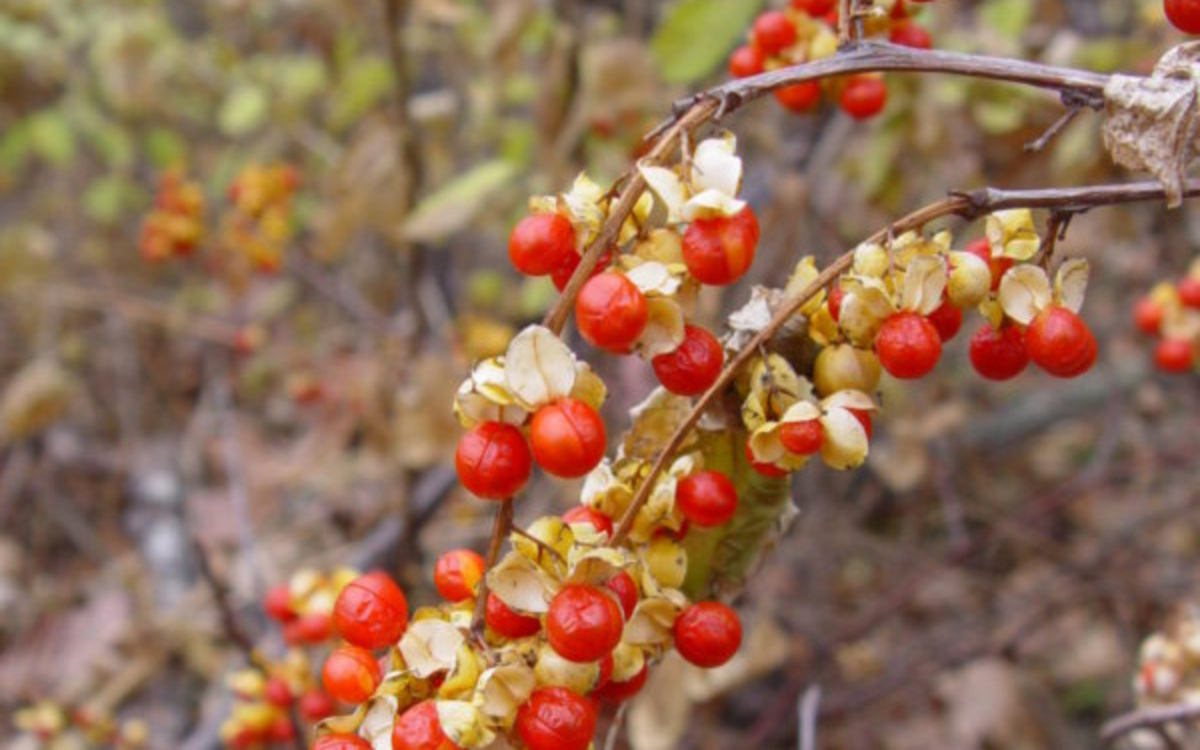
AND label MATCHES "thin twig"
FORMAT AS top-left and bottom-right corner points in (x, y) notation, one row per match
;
(1101, 703), (1200, 746)
(471, 499), (515, 639)
(191, 538), (261, 668)
(1025, 104), (1085, 152)
(798, 684), (822, 750)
